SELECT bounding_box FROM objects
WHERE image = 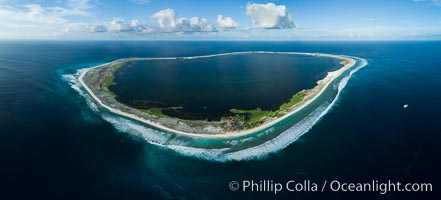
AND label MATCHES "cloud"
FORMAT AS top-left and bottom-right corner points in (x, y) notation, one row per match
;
(130, 19), (139, 27)
(88, 24), (107, 32)
(246, 3), (298, 29)
(150, 8), (215, 33)
(88, 8), (215, 35)
(0, 2), (93, 38)
(216, 15), (239, 29)
(103, 18), (150, 33)
(129, 19), (152, 32)
(108, 18), (133, 32)
(176, 17), (214, 32)
(150, 8), (176, 29)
